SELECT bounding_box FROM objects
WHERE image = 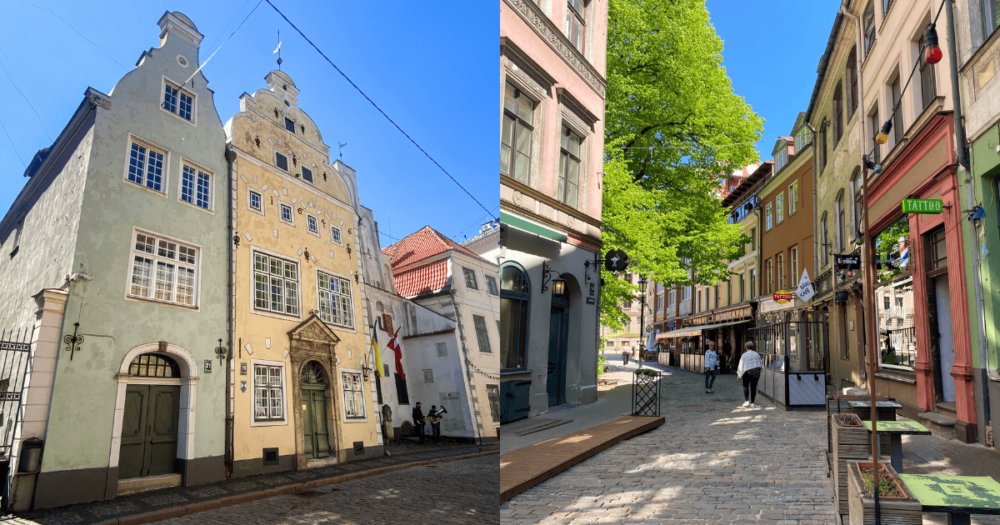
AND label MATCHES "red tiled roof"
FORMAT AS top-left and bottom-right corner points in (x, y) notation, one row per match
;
(393, 259), (449, 298)
(382, 225), (479, 270)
